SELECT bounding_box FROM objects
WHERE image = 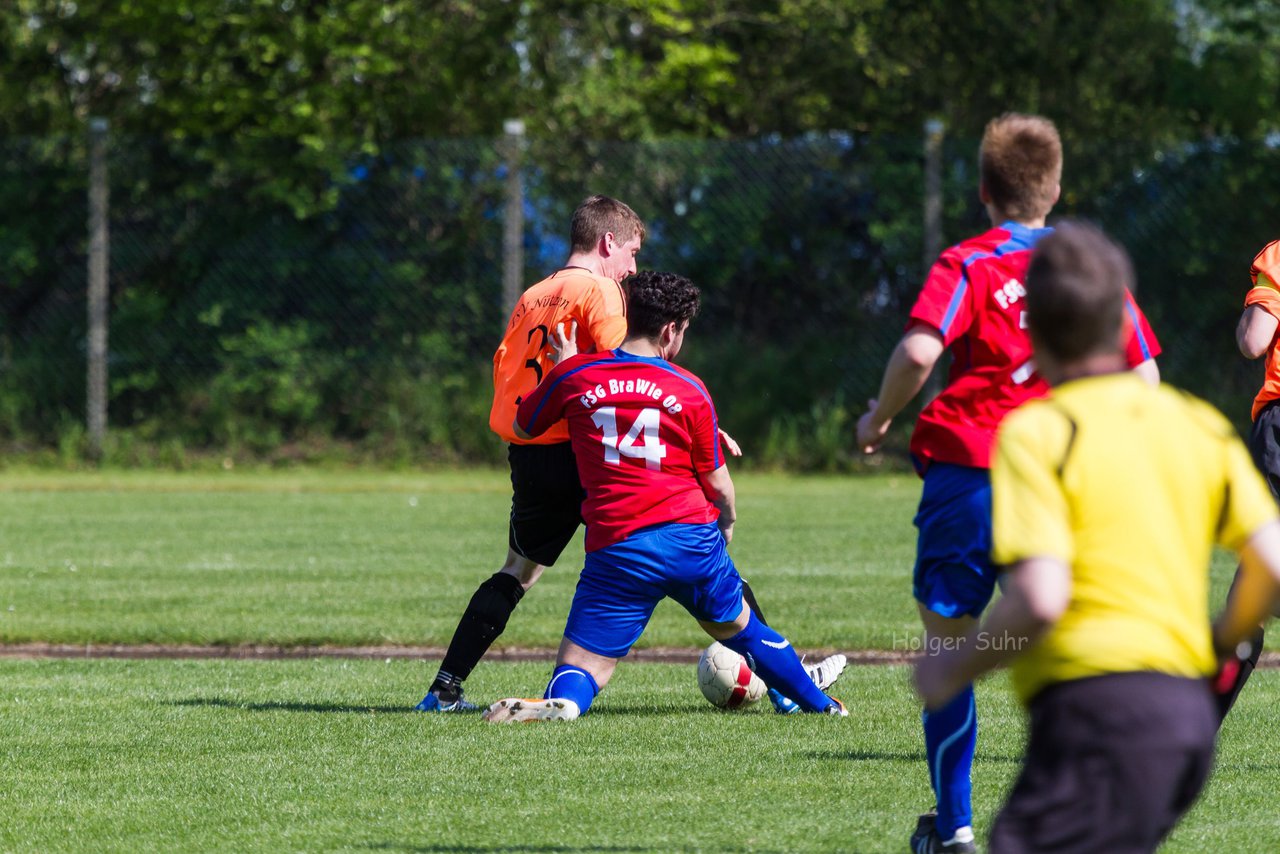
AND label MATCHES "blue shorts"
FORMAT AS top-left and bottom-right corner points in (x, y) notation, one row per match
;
(913, 463), (997, 619)
(564, 521), (745, 658)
